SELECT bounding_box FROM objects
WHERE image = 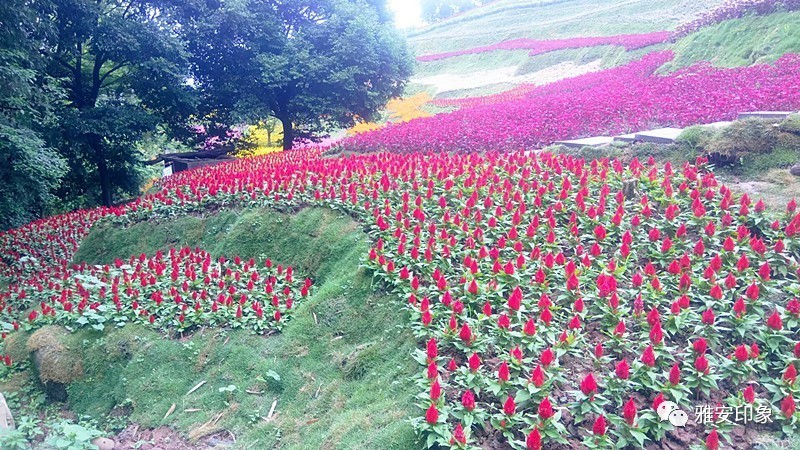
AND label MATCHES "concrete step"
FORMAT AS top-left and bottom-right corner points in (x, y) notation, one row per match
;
(701, 121), (734, 129)
(737, 111), (796, 120)
(553, 136), (615, 148)
(613, 133), (637, 143)
(634, 127), (684, 144)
